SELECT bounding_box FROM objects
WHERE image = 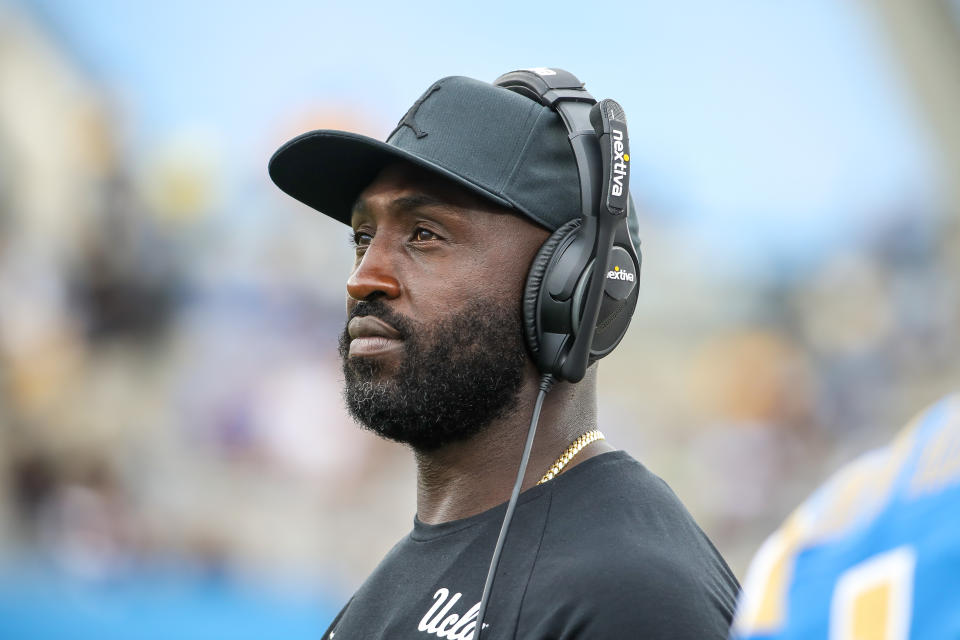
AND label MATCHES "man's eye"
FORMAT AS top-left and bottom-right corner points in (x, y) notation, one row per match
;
(352, 231), (373, 247)
(413, 228), (438, 242)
